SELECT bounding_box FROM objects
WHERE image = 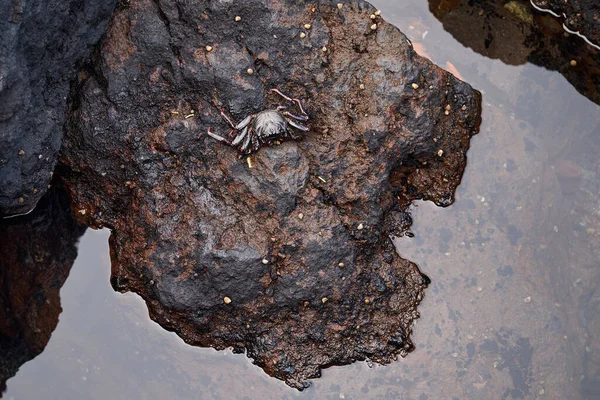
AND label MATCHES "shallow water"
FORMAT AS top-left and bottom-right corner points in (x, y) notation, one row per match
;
(4, 1), (600, 399)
